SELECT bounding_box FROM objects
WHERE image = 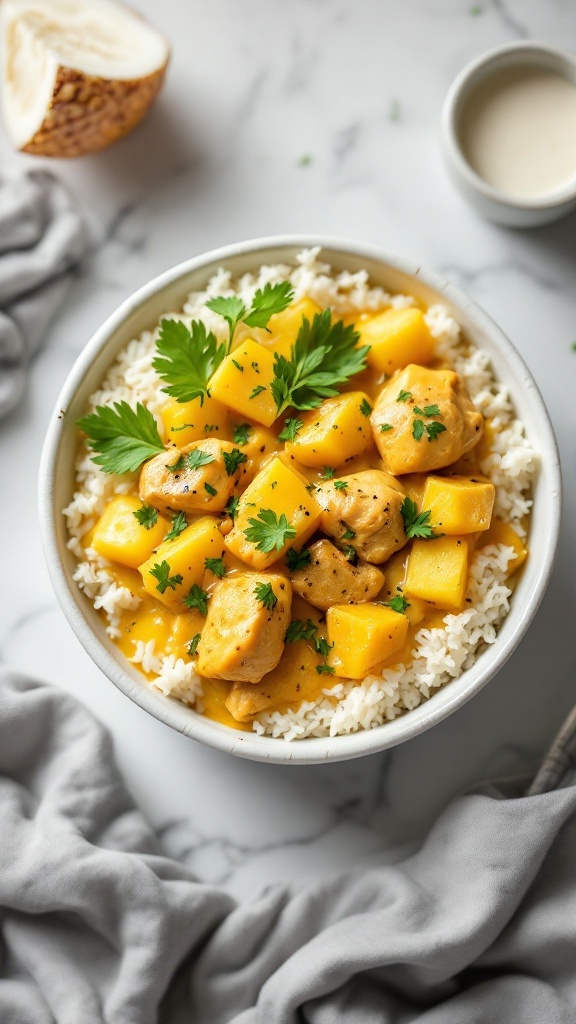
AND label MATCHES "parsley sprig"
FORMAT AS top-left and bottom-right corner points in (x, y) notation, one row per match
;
(223, 448), (248, 476)
(386, 594), (410, 614)
(183, 584), (210, 615)
(254, 581), (278, 610)
(150, 560), (183, 594)
(285, 546), (311, 571)
(133, 504), (158, 530)
(167, 449), (215, 473)
(165, 511), (188, 540)
(153, 319), (226, 405)
(206, 282), (294, 351)
(279, 418), (304, 442)
(401, 496), (440, 540)
(204, 557), (227, 578)
(77, 401), (164, 475)
(233, 423), (252, 446)
(270, 310), (368, 416)
(244, 508), (297, 553)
